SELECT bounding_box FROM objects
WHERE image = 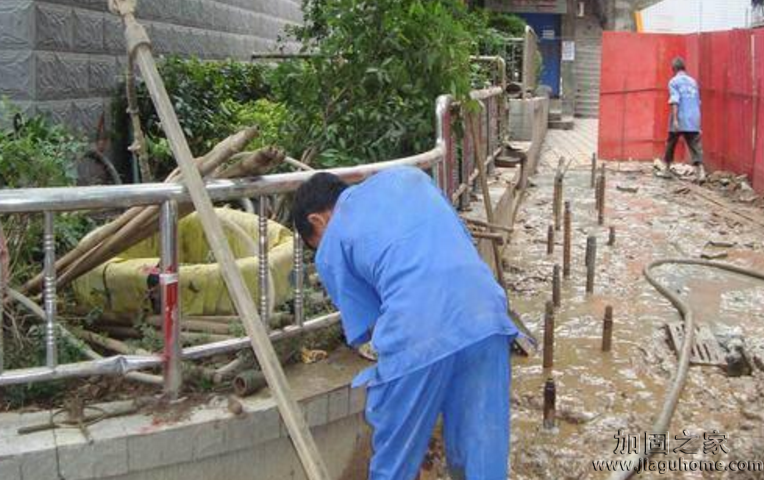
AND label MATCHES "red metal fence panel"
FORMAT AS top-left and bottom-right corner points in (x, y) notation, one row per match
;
(754, 29), (764, 192)
(598, 32), (686, 161)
